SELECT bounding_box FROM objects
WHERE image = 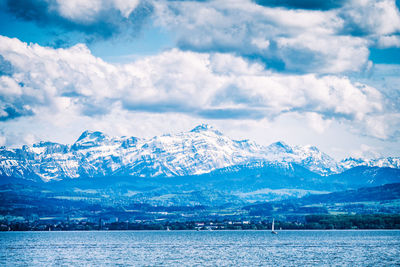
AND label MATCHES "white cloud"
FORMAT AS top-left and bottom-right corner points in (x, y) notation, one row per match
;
(306, 112), (332, 134)
(341, 0), (400, 36)
(276, 34), (370, 73)
(0, 35), (394, 144)
(151, 0), (400, 73)
(49, 0), (141, 22)
(363, 113), (400, 139)
(0, 134), (6, 146)
(251, 38), (270, 50)
(4, 0), (399, 73)
(112, 0), (141, 18)
(350, 144), (382, 159)
(377, 35), (400, 48)
(152, 0), (373, 73)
